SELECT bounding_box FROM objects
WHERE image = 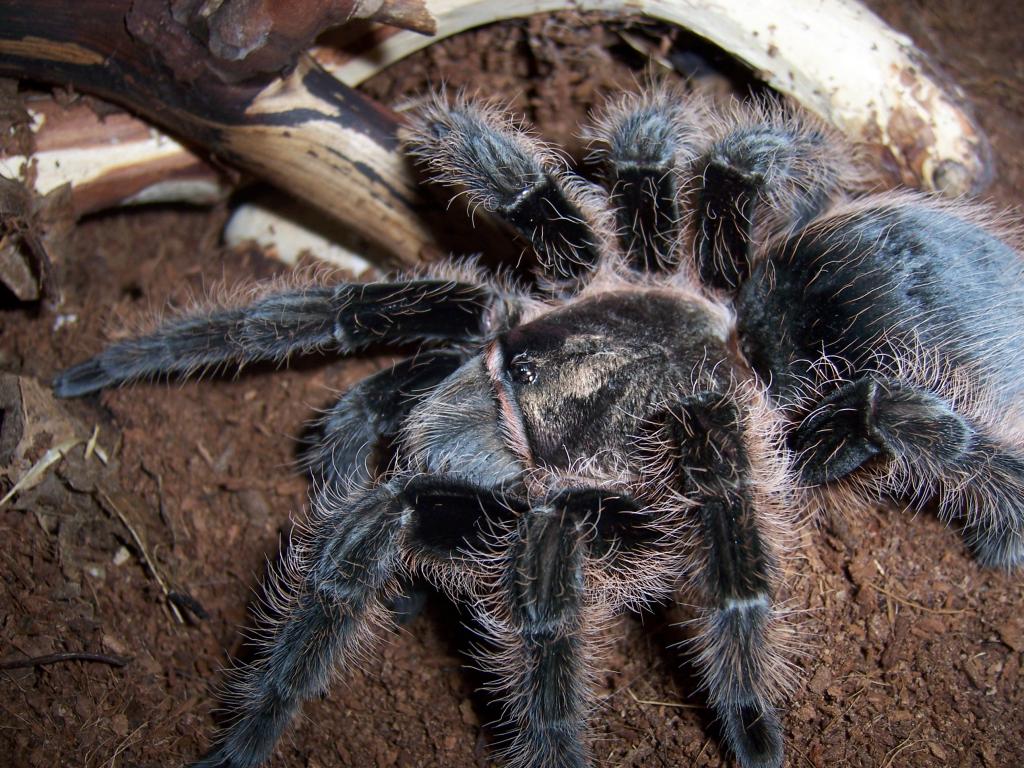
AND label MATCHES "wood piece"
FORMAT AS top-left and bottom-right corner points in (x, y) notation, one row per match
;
(0, 174), (68, 302)
(7, 0), (992, 215)
(0, 374), (79, 483)
(223, 193), (380, 275)
(0, 96), (231, 217)
(0, 0), (991, 273)
(170, 0), (436, 82)
(0, 0), (435, 267)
